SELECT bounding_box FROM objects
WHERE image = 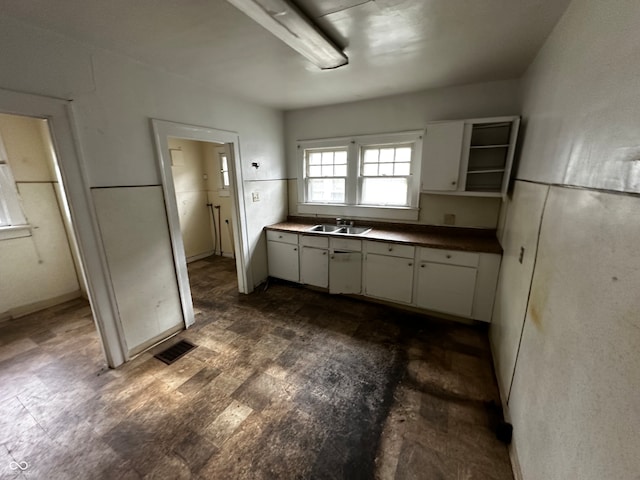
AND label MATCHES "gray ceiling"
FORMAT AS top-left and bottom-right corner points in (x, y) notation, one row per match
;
(0, 0), (571, 109)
